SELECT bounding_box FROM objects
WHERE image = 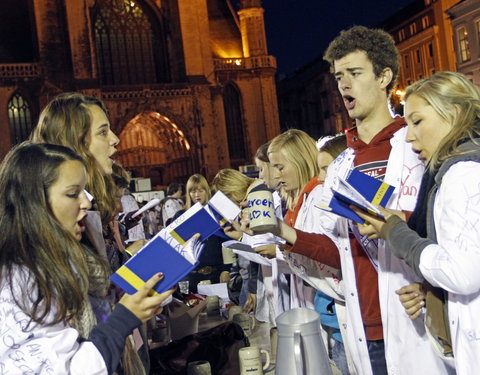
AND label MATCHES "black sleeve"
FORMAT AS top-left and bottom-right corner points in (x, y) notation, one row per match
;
(88, 303), (141, 374)
(383, 215), (435, 279)
(171, 209), (186, 222)
(247, 262), (259, 294)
